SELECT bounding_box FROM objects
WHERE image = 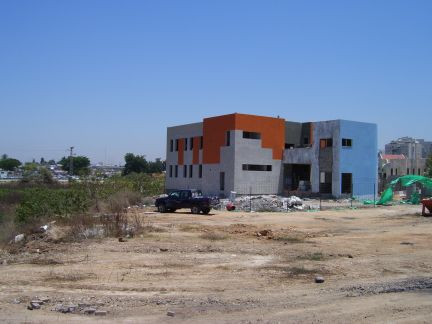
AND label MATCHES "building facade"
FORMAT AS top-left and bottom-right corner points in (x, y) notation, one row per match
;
(166, 113), (378, 199)
(385, 137), (432, 159)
